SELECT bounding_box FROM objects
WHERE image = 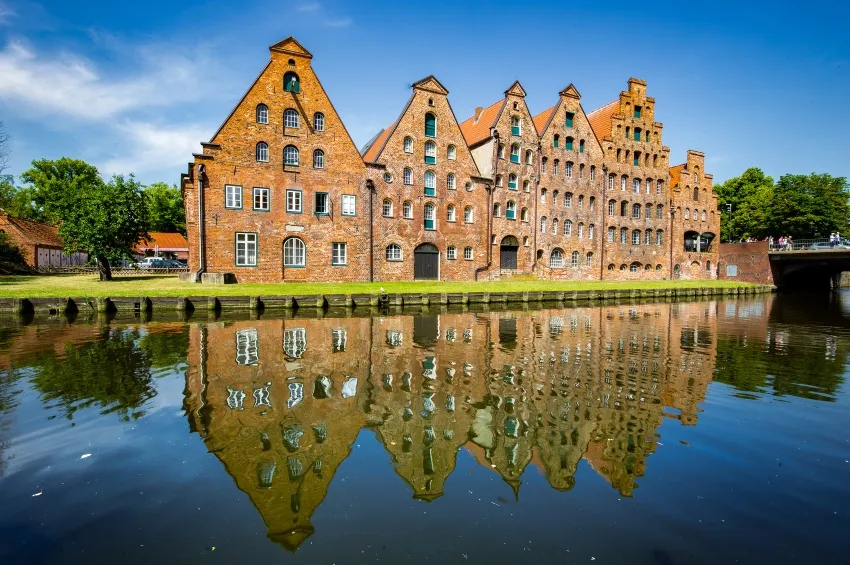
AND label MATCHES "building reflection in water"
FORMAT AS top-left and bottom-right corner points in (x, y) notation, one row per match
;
(182, 300), (746, 551)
